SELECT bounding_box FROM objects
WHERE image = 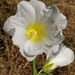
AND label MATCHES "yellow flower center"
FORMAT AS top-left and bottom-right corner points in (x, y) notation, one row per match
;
(25, 22), (46, 42)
